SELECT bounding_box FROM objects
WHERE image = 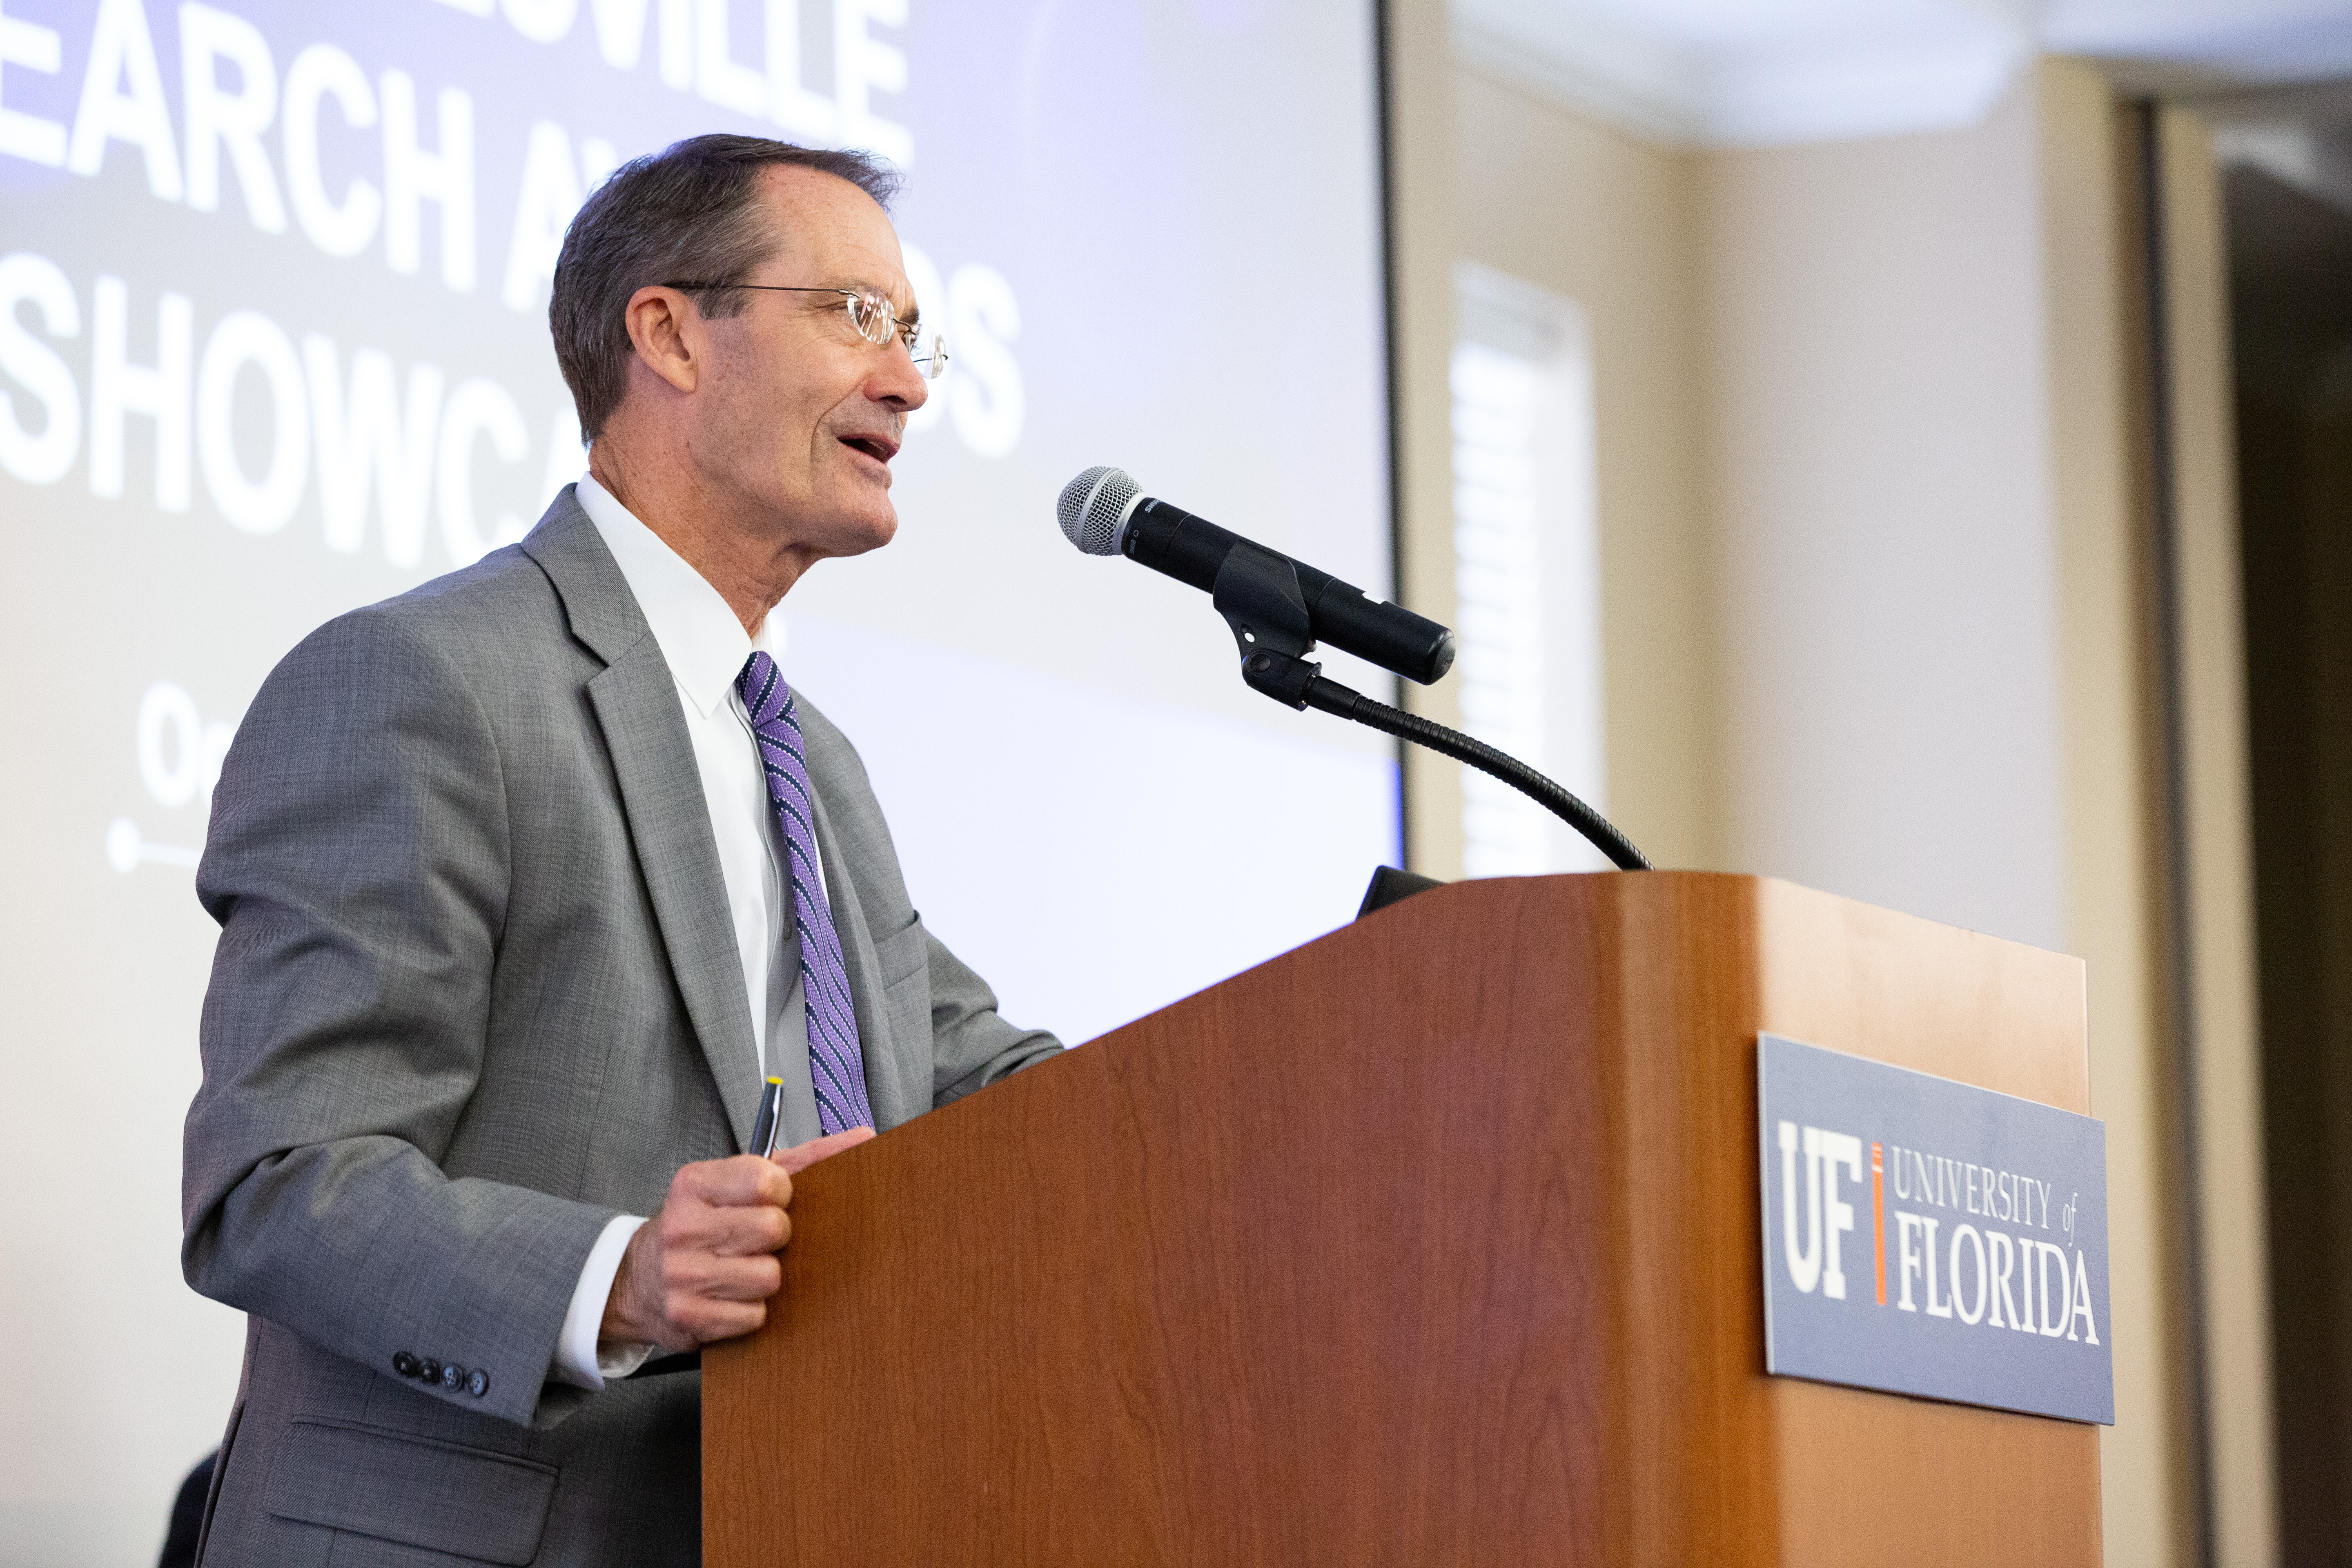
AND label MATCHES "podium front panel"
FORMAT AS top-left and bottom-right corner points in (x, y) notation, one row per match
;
(706, 873), (2100, 1567)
